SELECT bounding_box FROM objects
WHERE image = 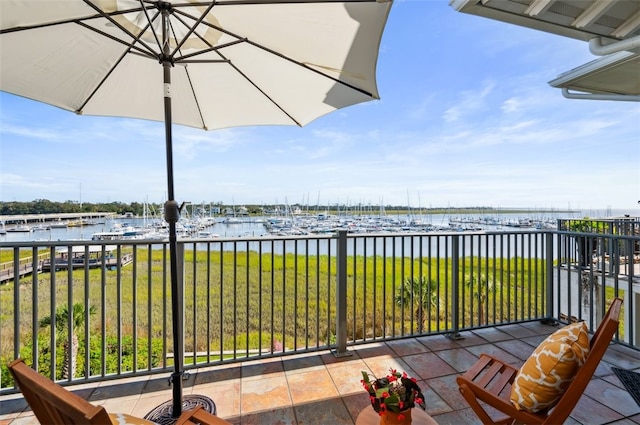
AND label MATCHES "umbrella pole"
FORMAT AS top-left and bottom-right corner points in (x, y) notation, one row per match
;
(161, 5), (183, 419)
(162, 34), (183, 424)
(144, 5), (216, 422)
